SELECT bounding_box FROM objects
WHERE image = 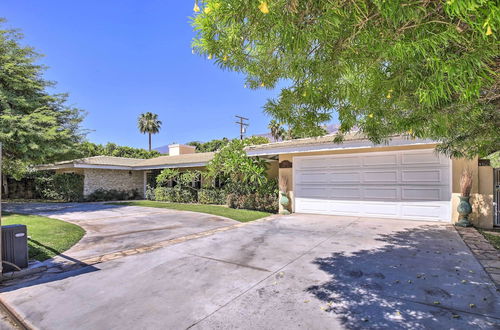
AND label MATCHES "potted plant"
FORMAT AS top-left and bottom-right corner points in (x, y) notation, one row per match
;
(456, 168), (473, 227)
(279, 175), (290, 215)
